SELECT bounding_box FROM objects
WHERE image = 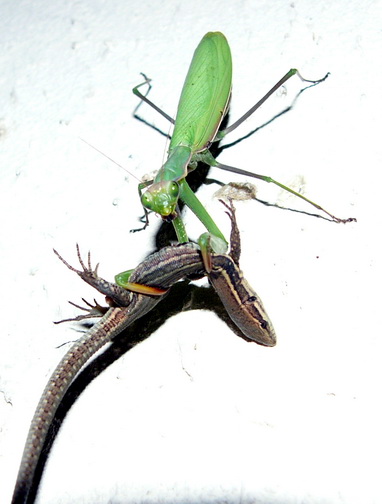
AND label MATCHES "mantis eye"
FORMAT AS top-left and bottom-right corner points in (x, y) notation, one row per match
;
(169, 182), (179, 198)
(141, 191), (153, 210)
